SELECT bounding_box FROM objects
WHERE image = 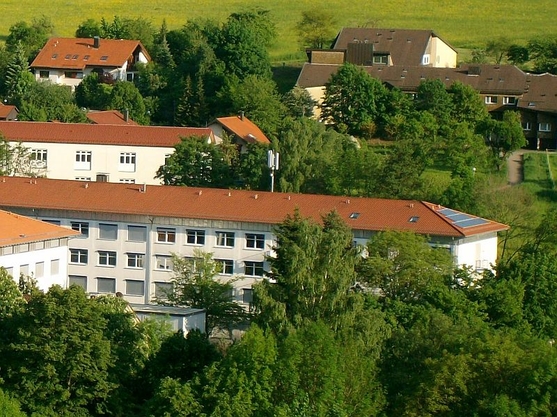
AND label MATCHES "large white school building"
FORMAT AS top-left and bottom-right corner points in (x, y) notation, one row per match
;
(0, 177), (508, 306)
